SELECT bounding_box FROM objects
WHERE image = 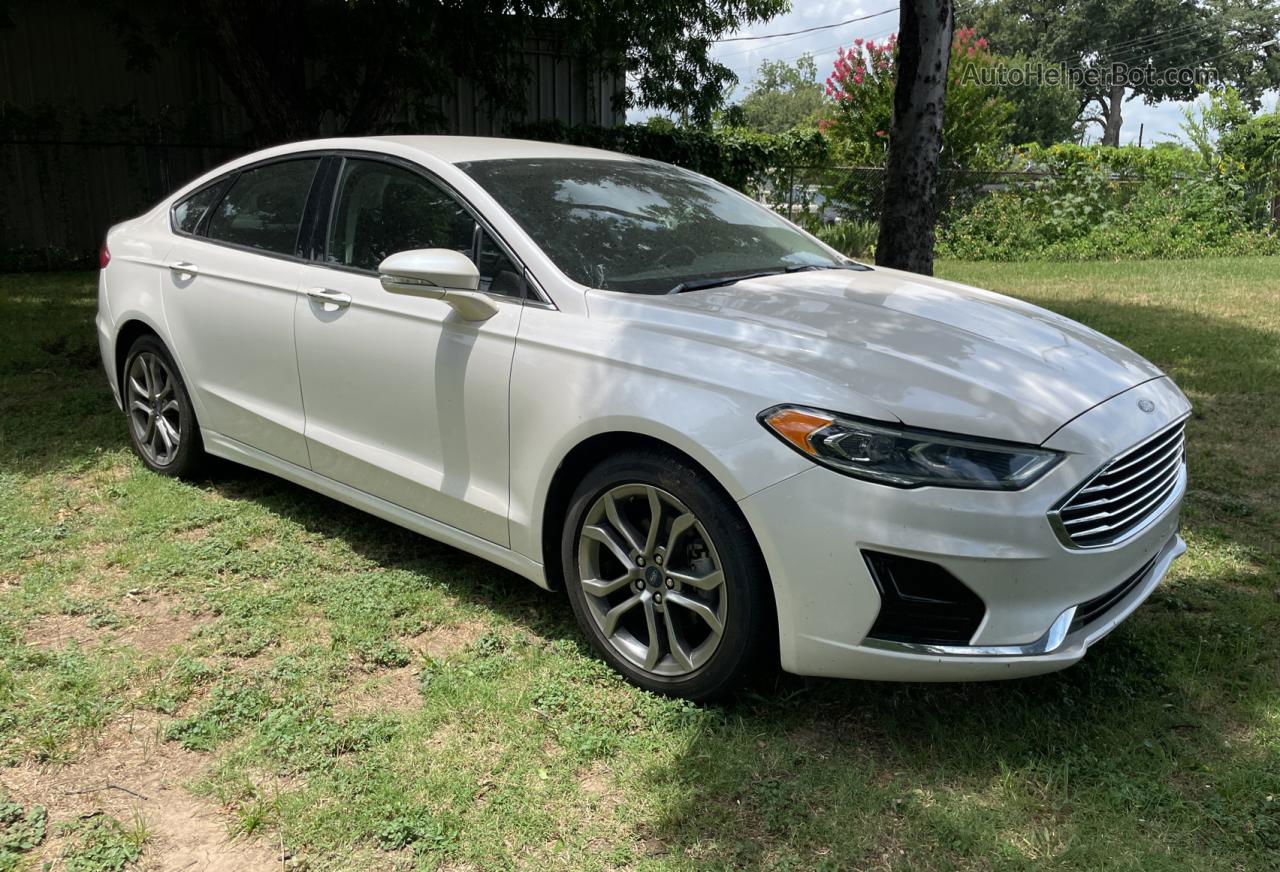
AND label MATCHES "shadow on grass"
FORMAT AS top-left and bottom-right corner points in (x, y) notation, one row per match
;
(4, 275), (1279, 866)
(203, 458), (574, 641)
